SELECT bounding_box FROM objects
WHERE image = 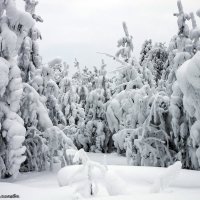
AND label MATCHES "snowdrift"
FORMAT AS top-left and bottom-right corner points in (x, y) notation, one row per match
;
(58, 165), (200, 189)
